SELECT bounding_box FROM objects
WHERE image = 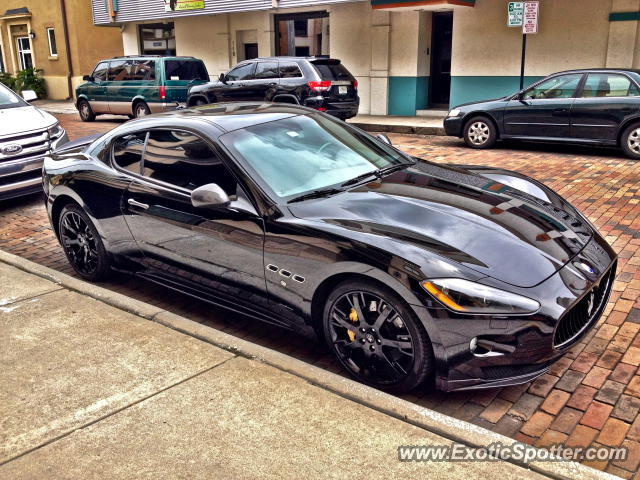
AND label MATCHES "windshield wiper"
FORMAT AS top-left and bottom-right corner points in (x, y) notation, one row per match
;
(340, 171), (380, 187)
(288, 187), (345, 204)
(378, 162), (413, 176)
